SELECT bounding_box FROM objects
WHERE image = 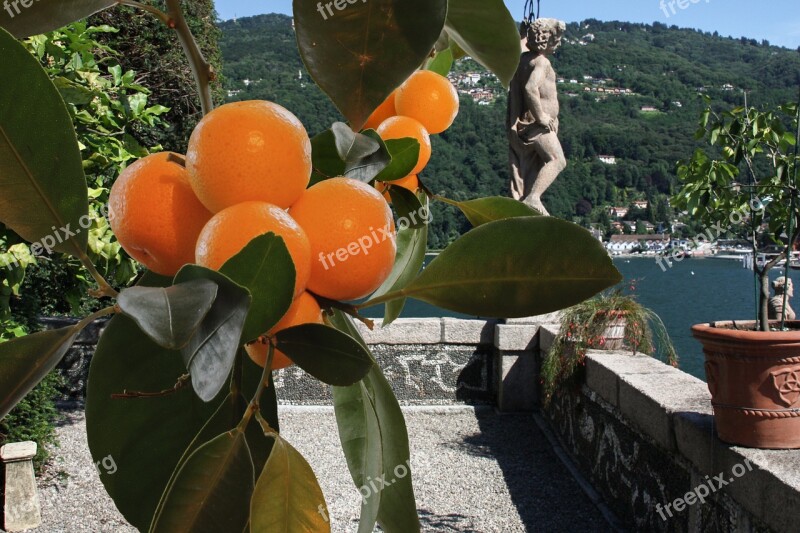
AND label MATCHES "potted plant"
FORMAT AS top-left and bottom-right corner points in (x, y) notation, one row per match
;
(542, 289), (677, 405)
(674, 98), (800, 448)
